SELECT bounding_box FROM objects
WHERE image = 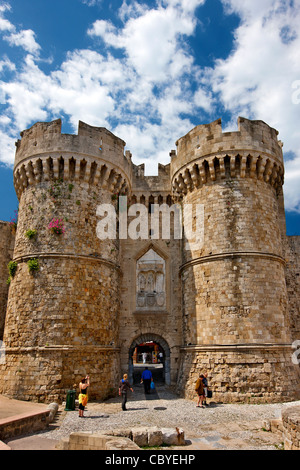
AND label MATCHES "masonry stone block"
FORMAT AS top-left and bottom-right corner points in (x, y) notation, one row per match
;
(0, 117), (298, 404)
